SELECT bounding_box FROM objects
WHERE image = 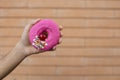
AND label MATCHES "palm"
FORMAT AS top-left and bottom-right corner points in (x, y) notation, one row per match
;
(20, 19), (63, 56)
